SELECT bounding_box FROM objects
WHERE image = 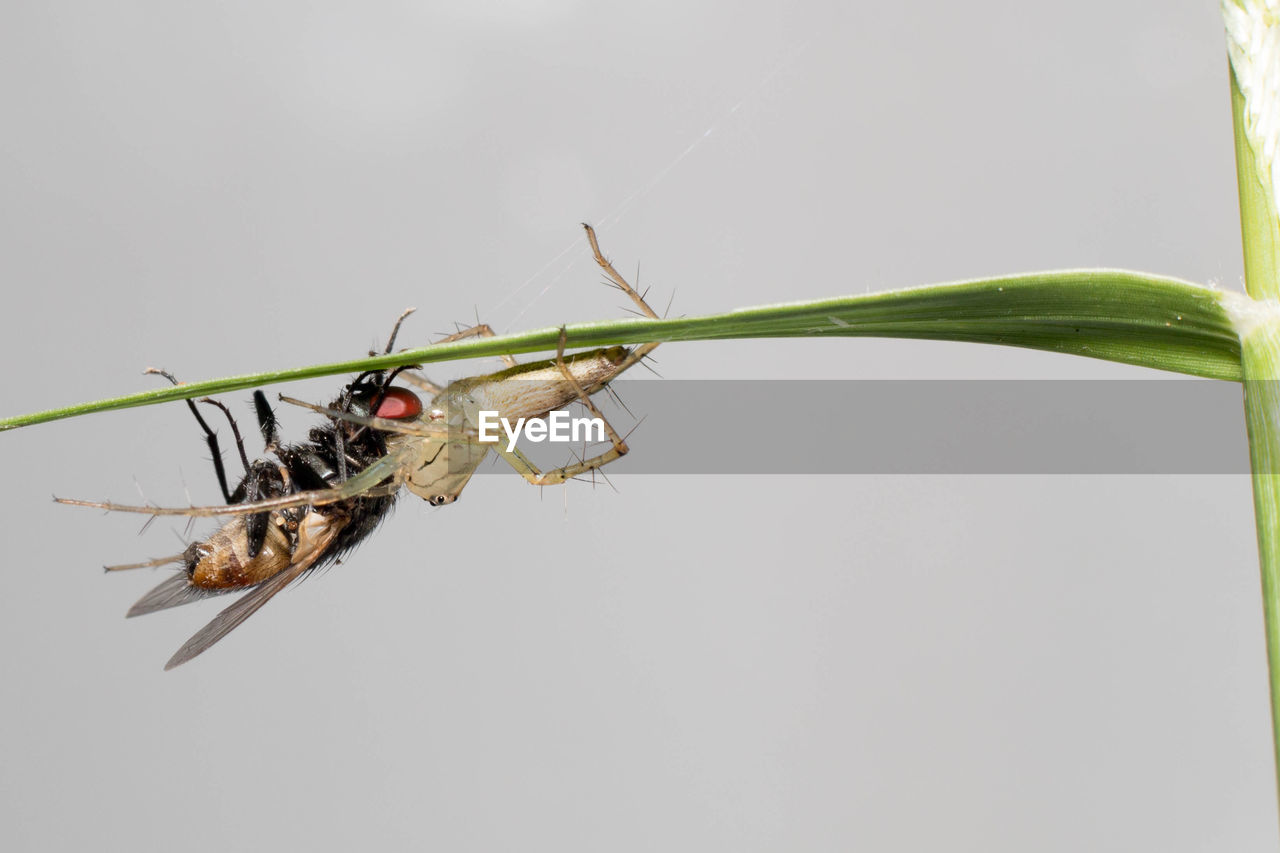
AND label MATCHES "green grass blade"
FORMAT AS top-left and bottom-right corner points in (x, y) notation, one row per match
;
(0, 268), (1241, 432)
